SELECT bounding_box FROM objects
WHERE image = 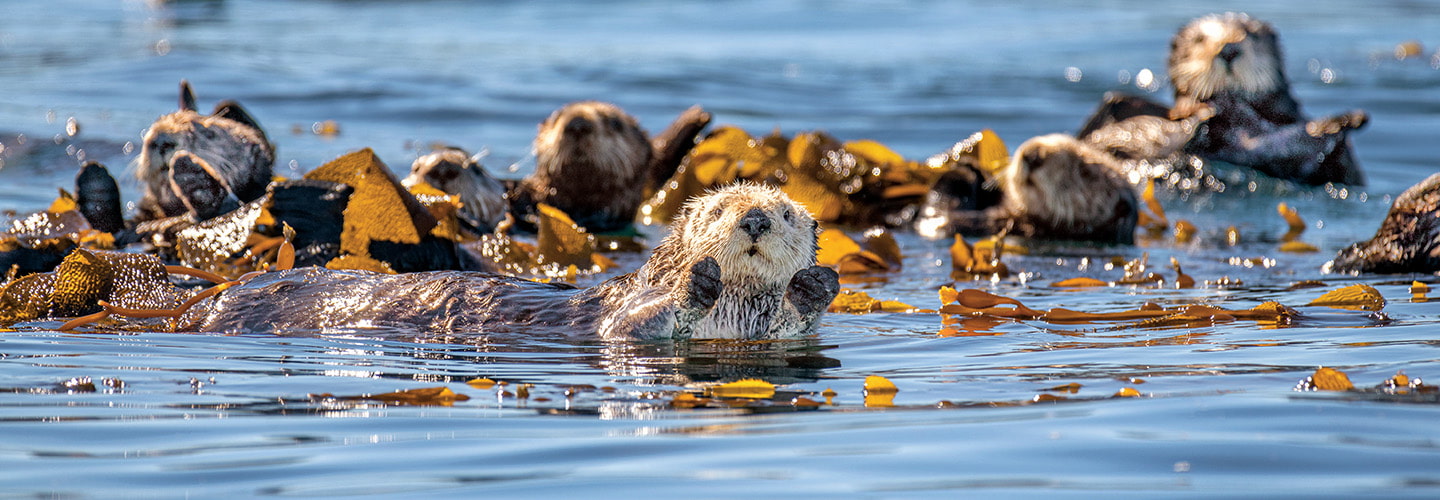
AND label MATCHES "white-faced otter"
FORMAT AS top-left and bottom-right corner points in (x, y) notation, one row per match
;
(997, 134), (1139, 244)
(401, 147), (508, 234)
(1078, 13), (1367, 186)
(1171, 12), (1367, 185)
(1329, 173), (1440, 274)
(196, 183), (841, 340)
(135, 80), (274, 221)
(511, 101), (653, 233)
